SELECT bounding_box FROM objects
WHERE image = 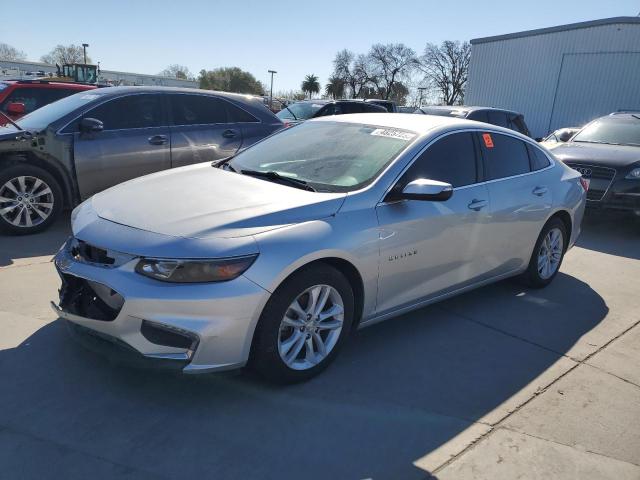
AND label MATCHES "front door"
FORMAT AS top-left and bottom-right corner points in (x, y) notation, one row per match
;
(375, 131), (493, 314)
(74, 94), (170, 199)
